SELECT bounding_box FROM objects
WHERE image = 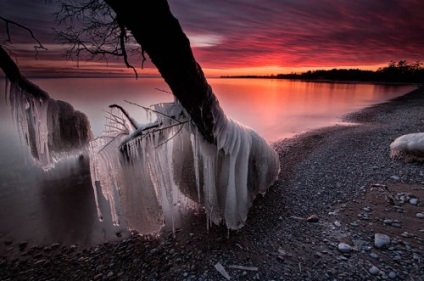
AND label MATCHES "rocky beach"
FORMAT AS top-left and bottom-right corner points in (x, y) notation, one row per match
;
(1, 86), (423, 281)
